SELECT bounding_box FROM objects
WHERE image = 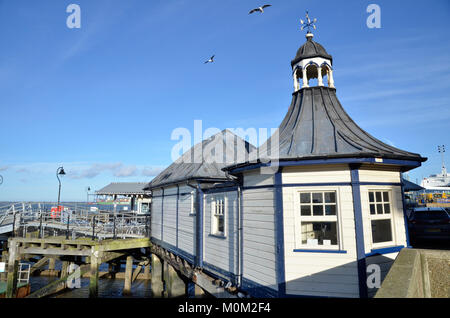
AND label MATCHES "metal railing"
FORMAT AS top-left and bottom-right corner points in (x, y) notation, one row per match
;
(0, 202), (151, 240)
